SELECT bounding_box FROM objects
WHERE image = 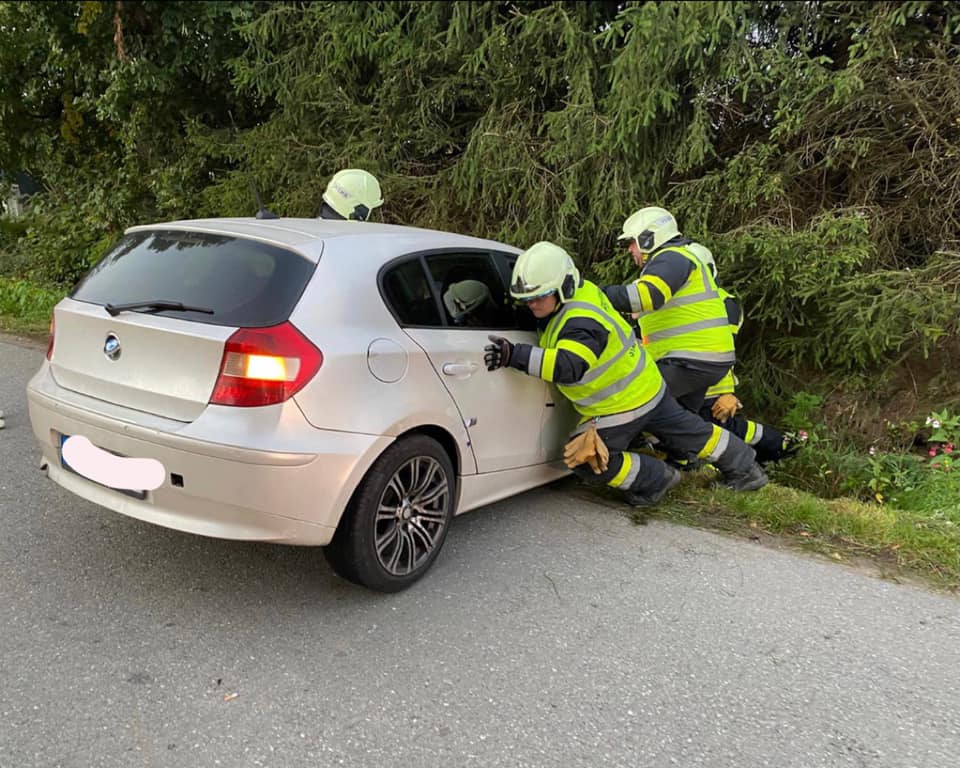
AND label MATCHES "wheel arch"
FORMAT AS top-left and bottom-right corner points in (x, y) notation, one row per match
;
(331, 423), (464, 542)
